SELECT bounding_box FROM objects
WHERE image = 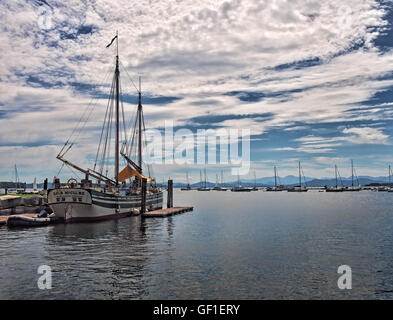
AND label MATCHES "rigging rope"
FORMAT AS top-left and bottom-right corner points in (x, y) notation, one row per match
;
(119, 60), (140, 93)
(337, 167), (344, 187)
(119, 79), (129, 154)
(301, 168), (307, 187)
(94, 72), (116, 171)
(58, 59), (115, 158)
